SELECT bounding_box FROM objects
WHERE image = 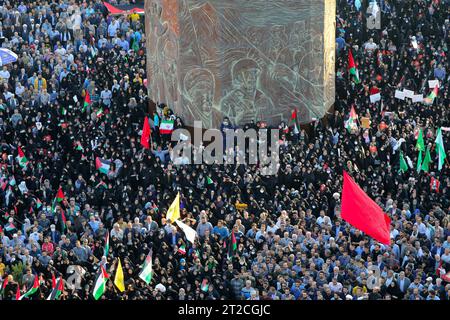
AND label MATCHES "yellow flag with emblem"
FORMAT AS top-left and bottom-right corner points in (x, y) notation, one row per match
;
(114, 258), (125, 292)
(166, 192), (180, 223)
